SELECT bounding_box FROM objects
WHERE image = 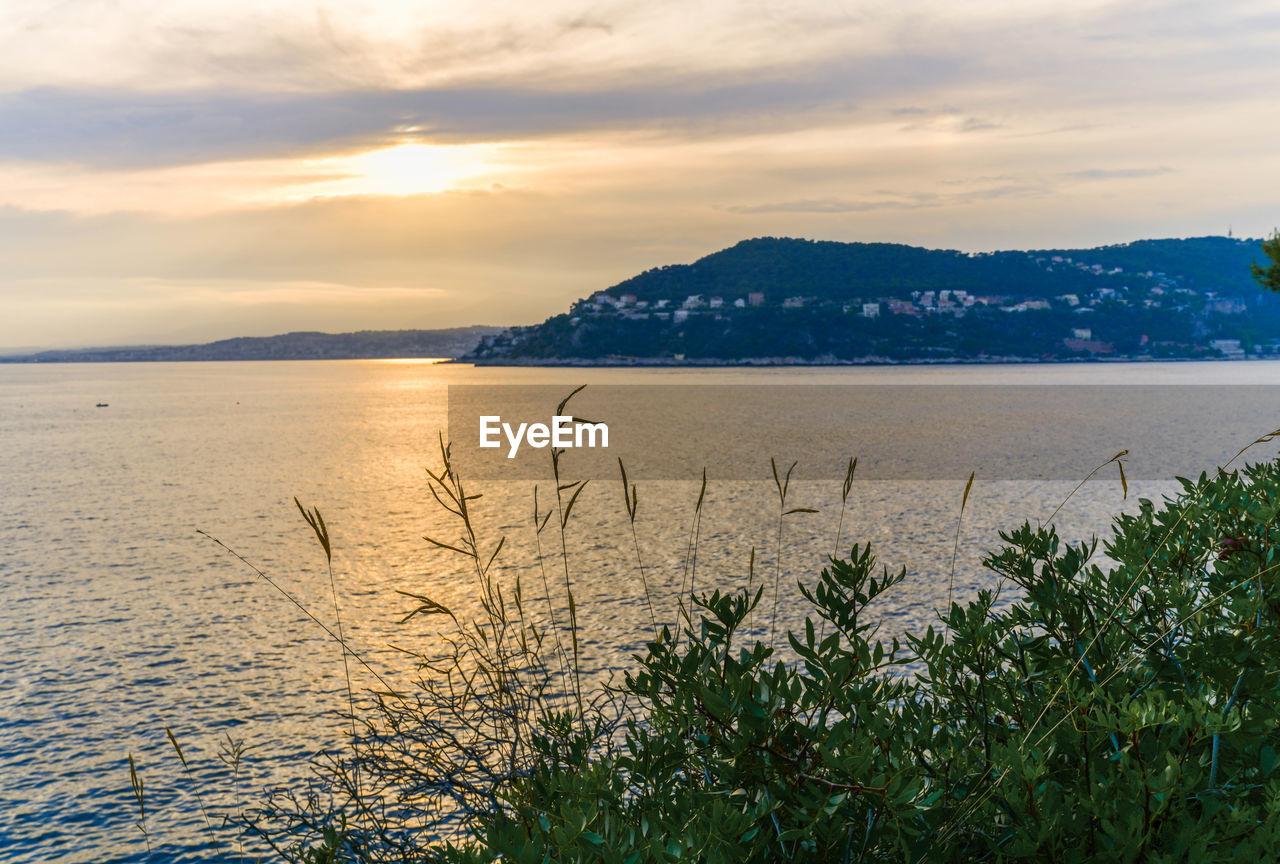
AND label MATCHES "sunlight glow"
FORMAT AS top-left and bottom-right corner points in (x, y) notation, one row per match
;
(372, 357), (452, 365)
(293, 142), (504, 199)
